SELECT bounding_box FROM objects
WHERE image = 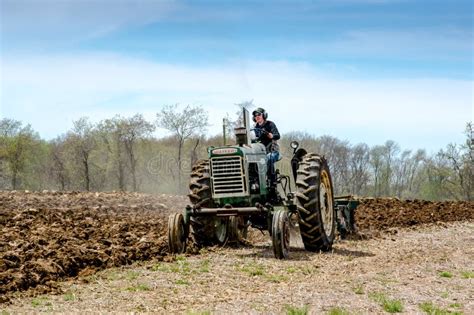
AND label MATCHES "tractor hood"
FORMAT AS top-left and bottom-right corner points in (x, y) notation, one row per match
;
(209, 143), (266, 158)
